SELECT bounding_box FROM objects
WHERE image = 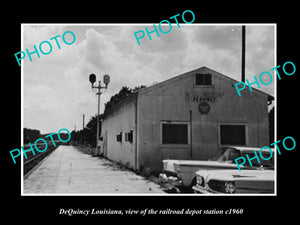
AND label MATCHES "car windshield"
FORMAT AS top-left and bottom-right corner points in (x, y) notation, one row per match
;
(242, 152), (274, 168)
(213, 147), (274, 169)
(217, 148), (241, 162)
